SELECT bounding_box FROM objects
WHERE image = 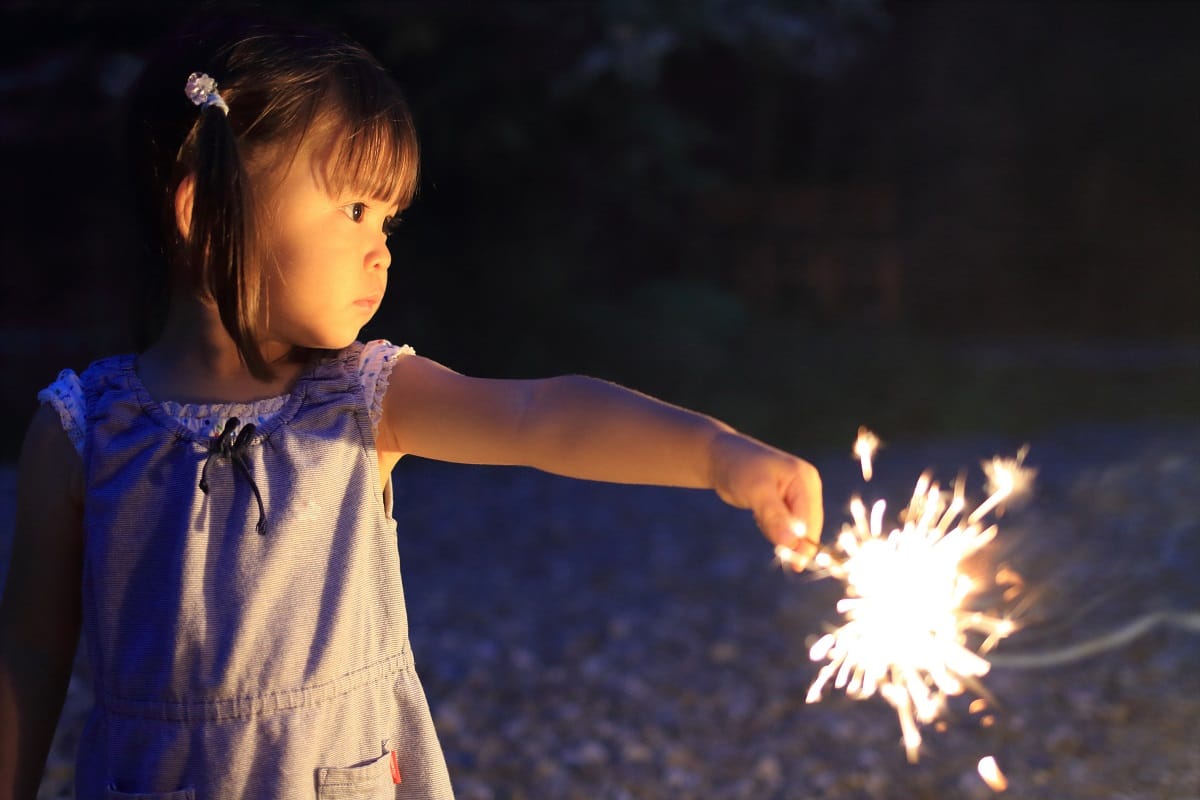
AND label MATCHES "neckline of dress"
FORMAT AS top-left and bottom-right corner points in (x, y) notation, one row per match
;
(119, 353), (327, 444)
